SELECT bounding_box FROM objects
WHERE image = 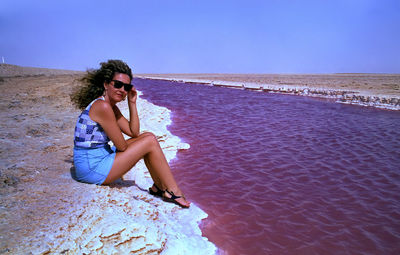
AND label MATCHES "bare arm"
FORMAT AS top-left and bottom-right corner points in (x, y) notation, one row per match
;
(127, 87), (140, 136)
(113, 87), (140, 137)
(90, 100), (128, 151)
